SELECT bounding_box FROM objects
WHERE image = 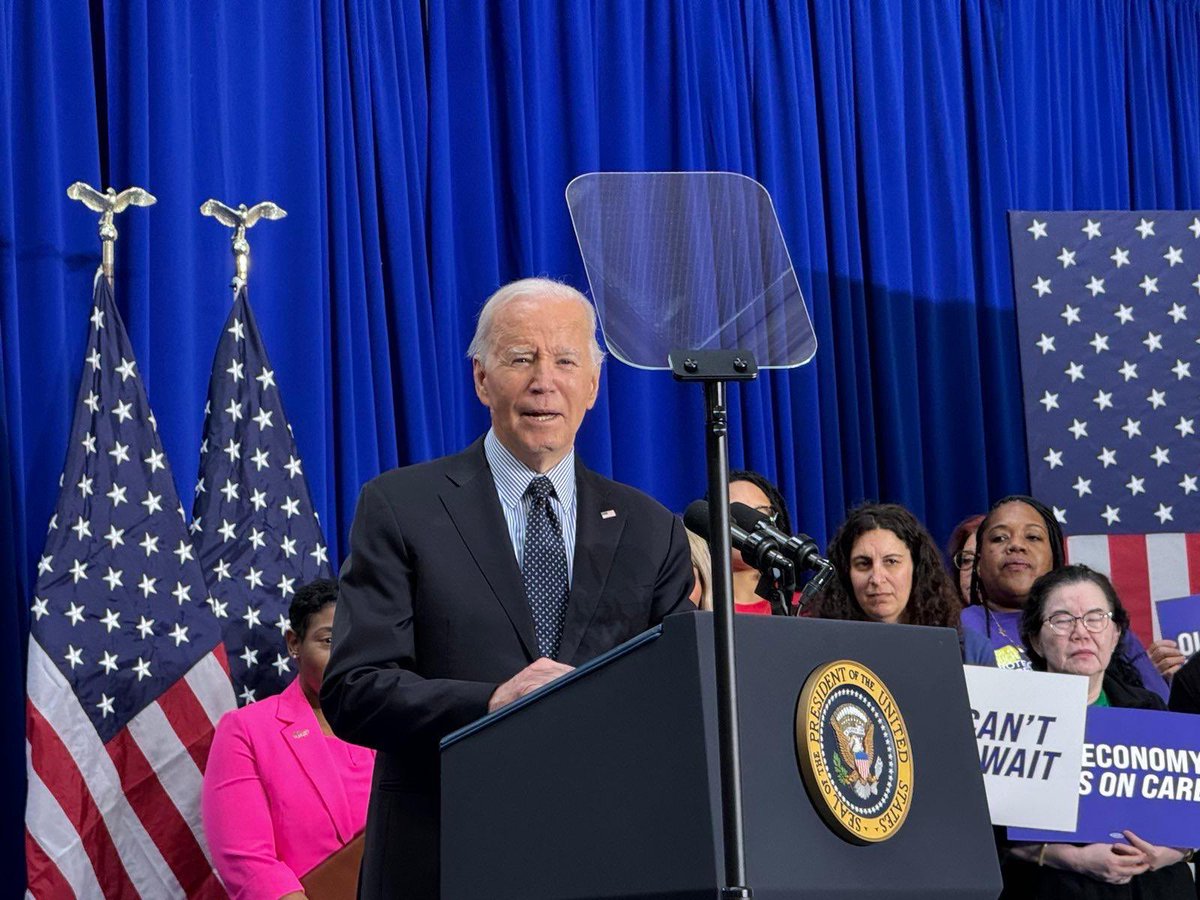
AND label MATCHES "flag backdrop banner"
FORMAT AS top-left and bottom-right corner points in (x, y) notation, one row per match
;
(1010, 211), (1200, 645)
(191, 285), (332, 705)
(24, 273), (236, 898)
